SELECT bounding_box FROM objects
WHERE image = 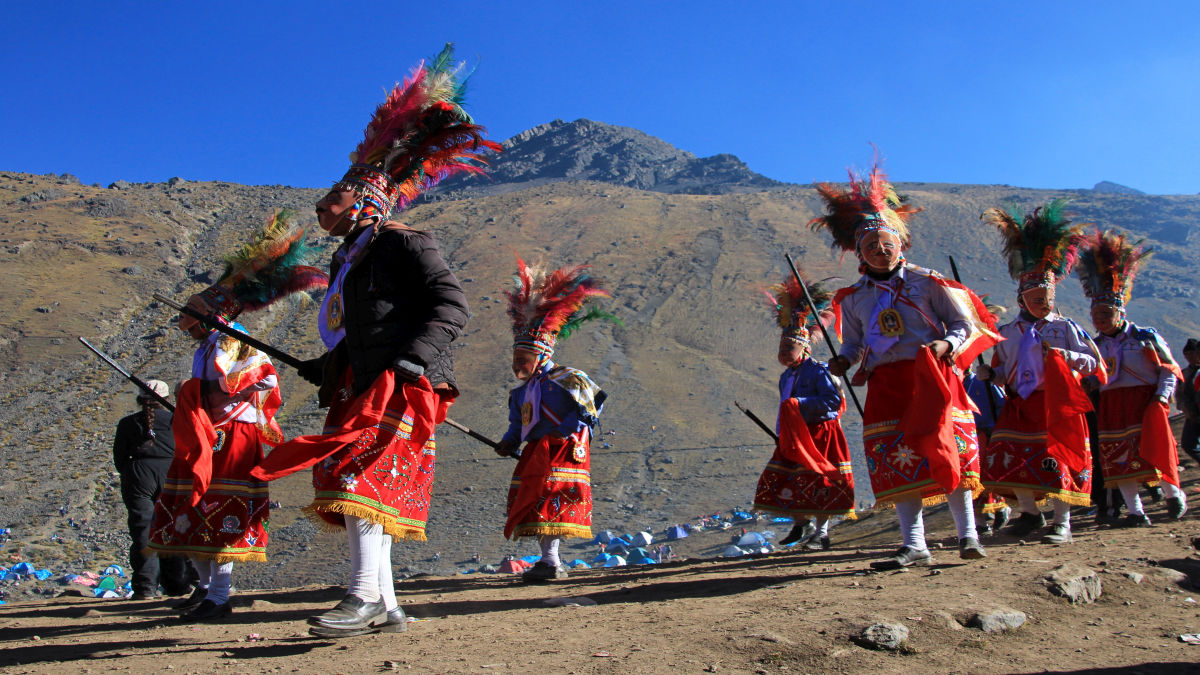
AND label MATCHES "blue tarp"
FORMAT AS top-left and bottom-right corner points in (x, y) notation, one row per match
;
(771, 516), (794, 523)
(34, 569), (52, 580)
(732, 510), (754, 521)
(520, 555), (541, 564)
(11, 562), (35, 575)
(103, 564), (124, 577)
(592, 552), (614, 564)
(591, 530), (616, 545)
(568, 559), (591, 569)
